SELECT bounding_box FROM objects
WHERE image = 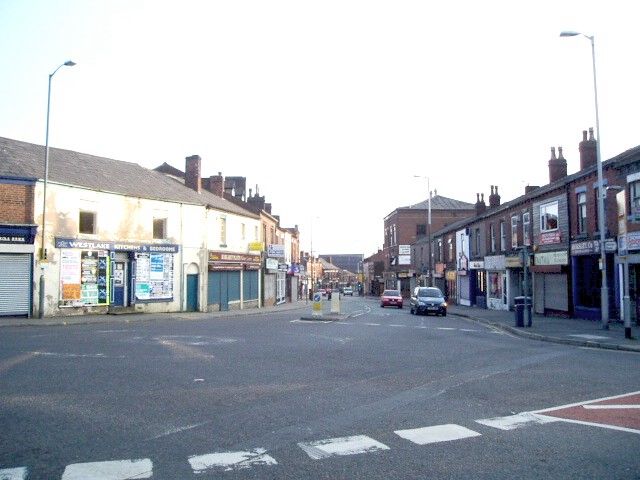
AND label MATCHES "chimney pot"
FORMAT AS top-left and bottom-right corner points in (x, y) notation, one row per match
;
(185, 155), (202, 193)
(579, 127), (597, 170)
(549, 145), (568, 183)
(550, 147), (557, 160)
